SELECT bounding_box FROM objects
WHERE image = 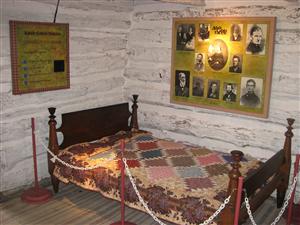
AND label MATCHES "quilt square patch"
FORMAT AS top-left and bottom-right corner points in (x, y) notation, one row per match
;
(196, 154), (224, 166)
(205, 164), (229, 176)
(140, 149), (163, 159)
(157, 140), (186, 149)
(135, 134), (155, 142)
(147, 166), (175, 180)
(123, 151), (138, 160)
(170, 156), (196, 167)
(117, 159), (140, 169)
(190, 148), (212, 156)
(143, 158), (169, 167)
(176, 166), (207, 178)
(137, 142), (158, 150)
(164, 148), (189, 157)
(125, 142), (135, 151)
(185, 177), (214, 190)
